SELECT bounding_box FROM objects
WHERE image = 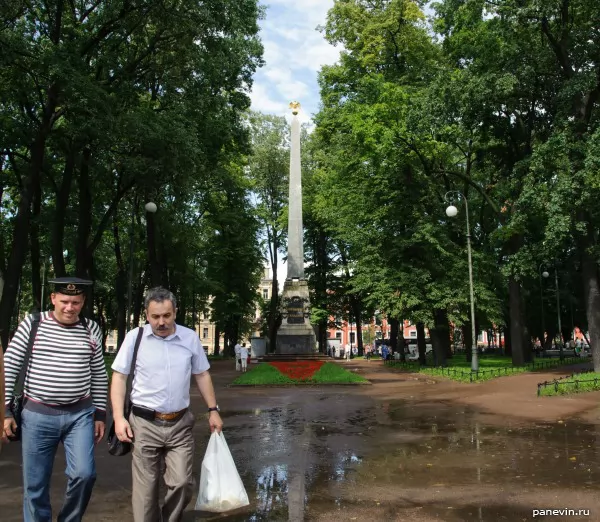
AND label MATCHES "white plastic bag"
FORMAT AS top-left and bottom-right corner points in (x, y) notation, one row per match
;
(194, 431), (250, 512)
